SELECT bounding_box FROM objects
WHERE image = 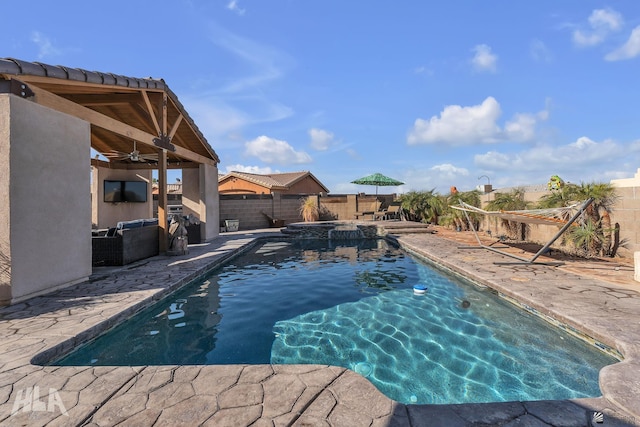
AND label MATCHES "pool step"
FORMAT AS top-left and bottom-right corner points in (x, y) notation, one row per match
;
(379, 222), (435, 235)
(279, 221), (435, 237)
